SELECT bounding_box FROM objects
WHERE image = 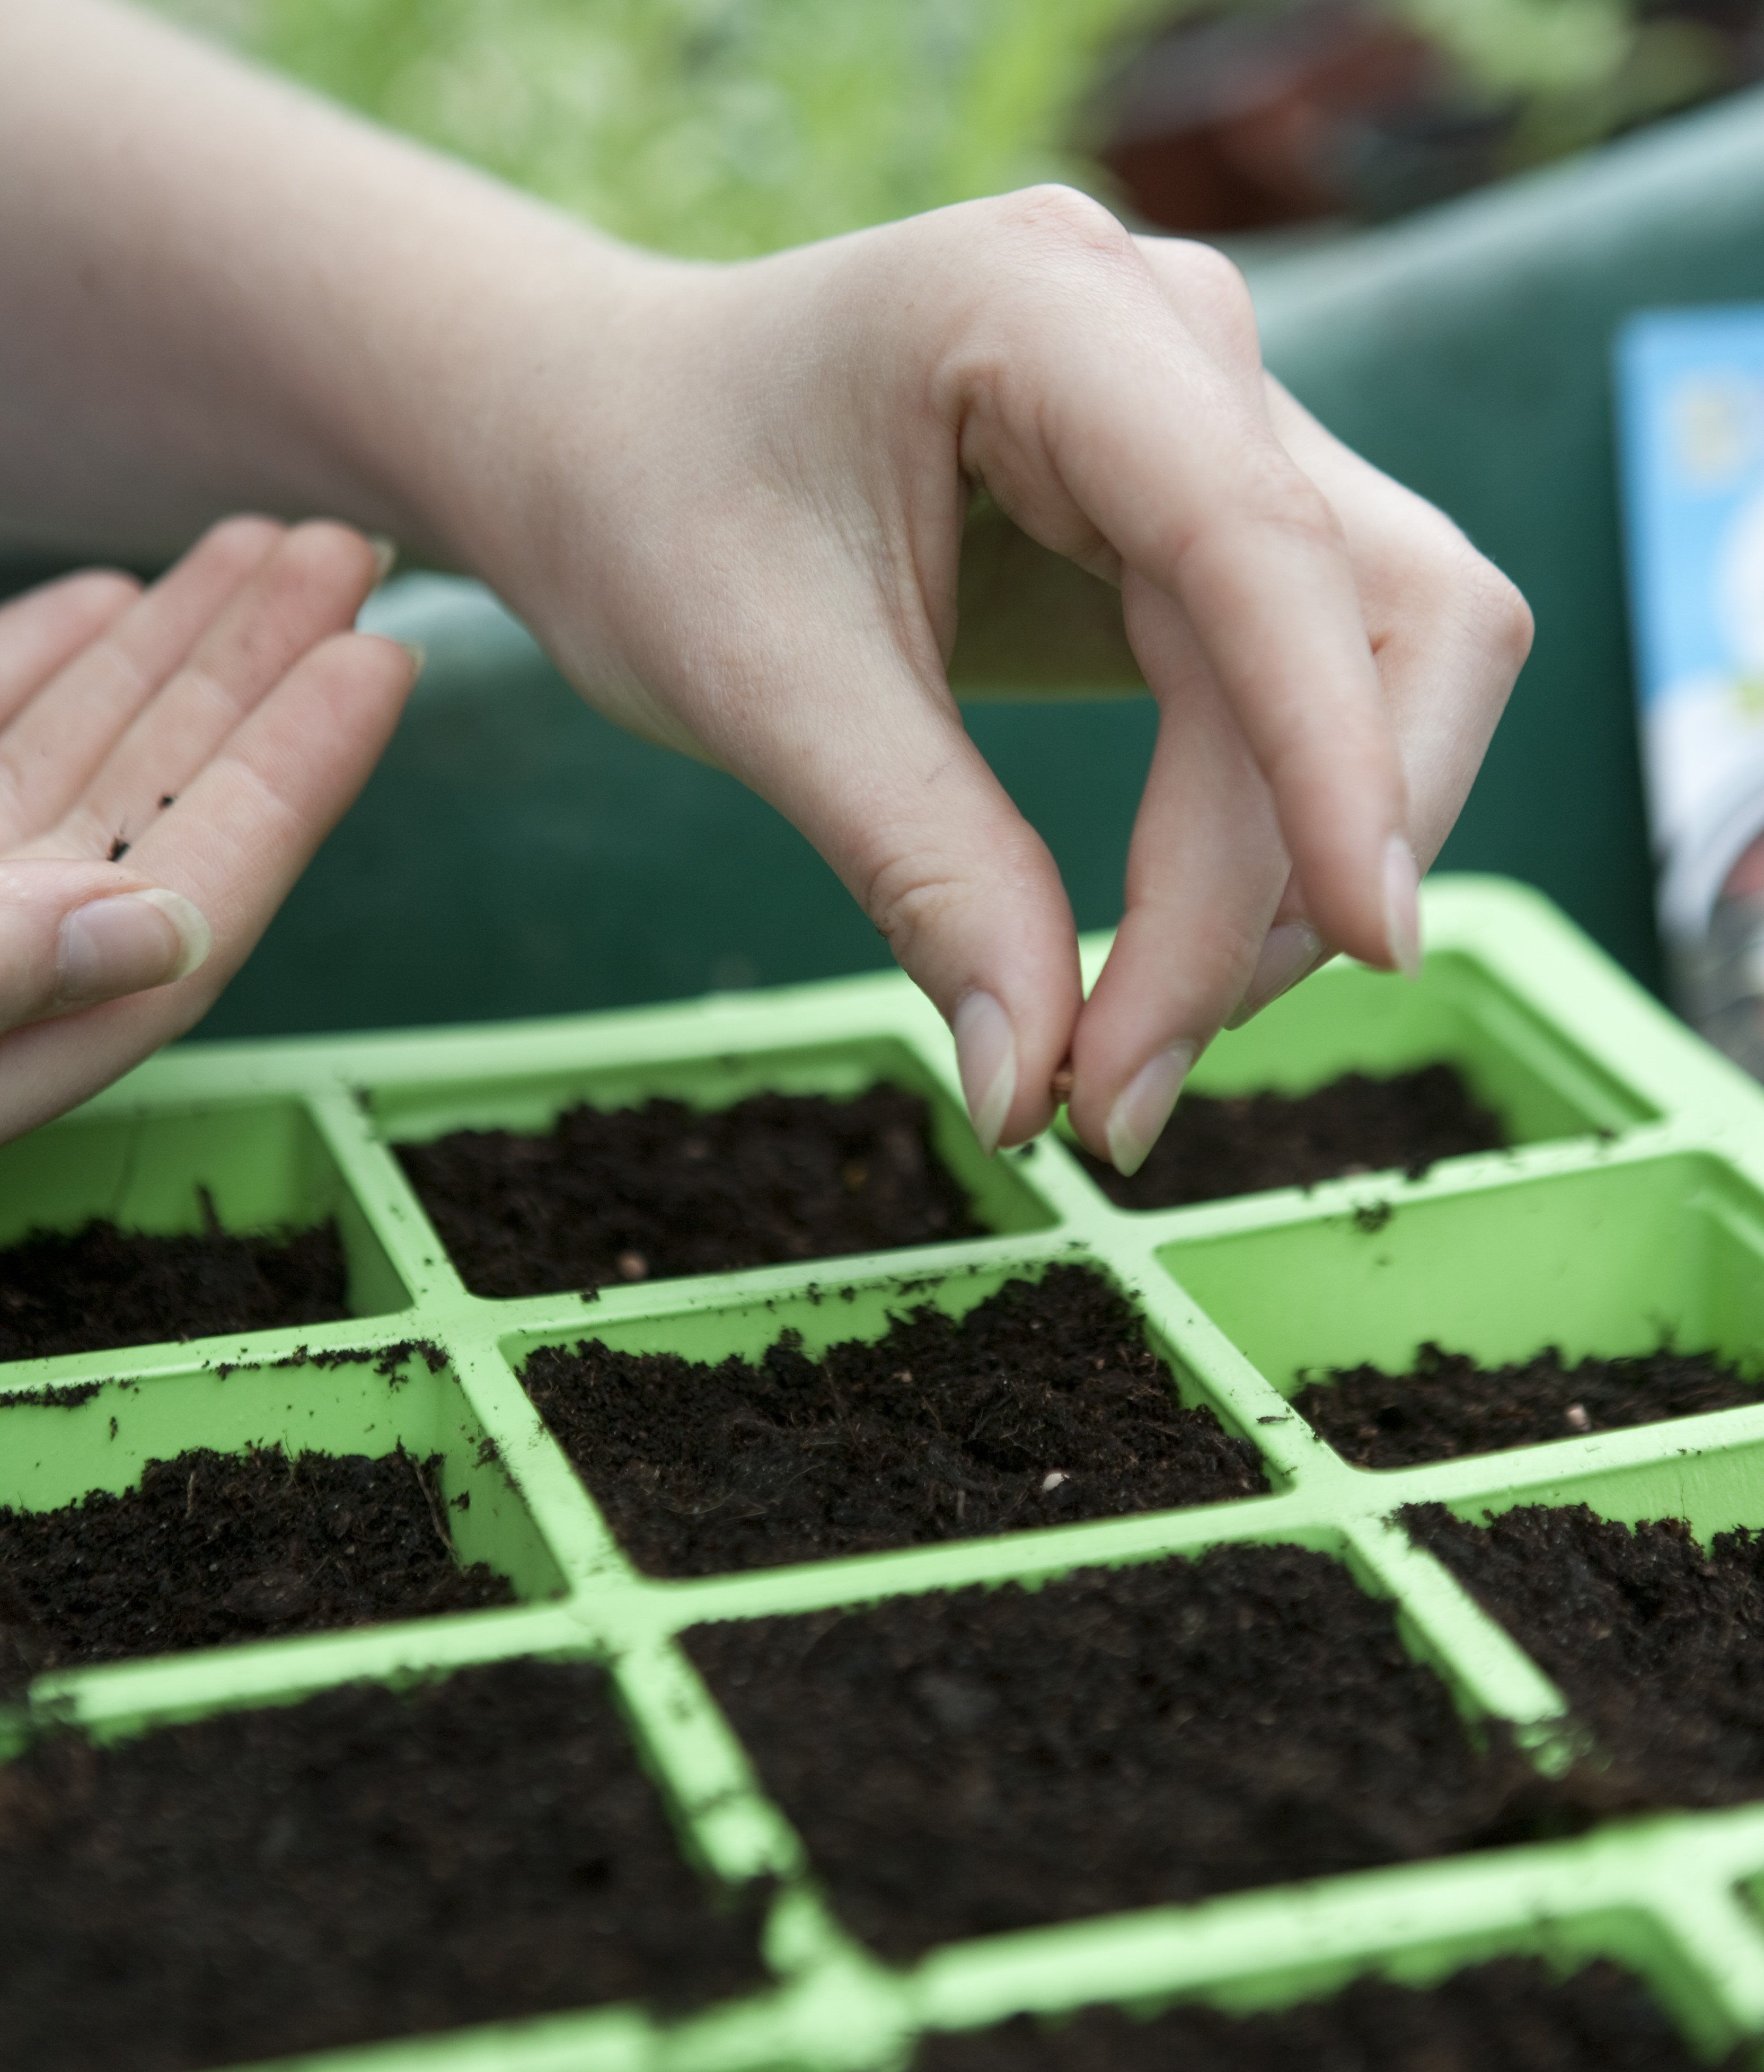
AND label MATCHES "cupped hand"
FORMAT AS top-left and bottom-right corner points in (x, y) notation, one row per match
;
(474, 190), (1530, 1173)
(0, 516), (416, 1142)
